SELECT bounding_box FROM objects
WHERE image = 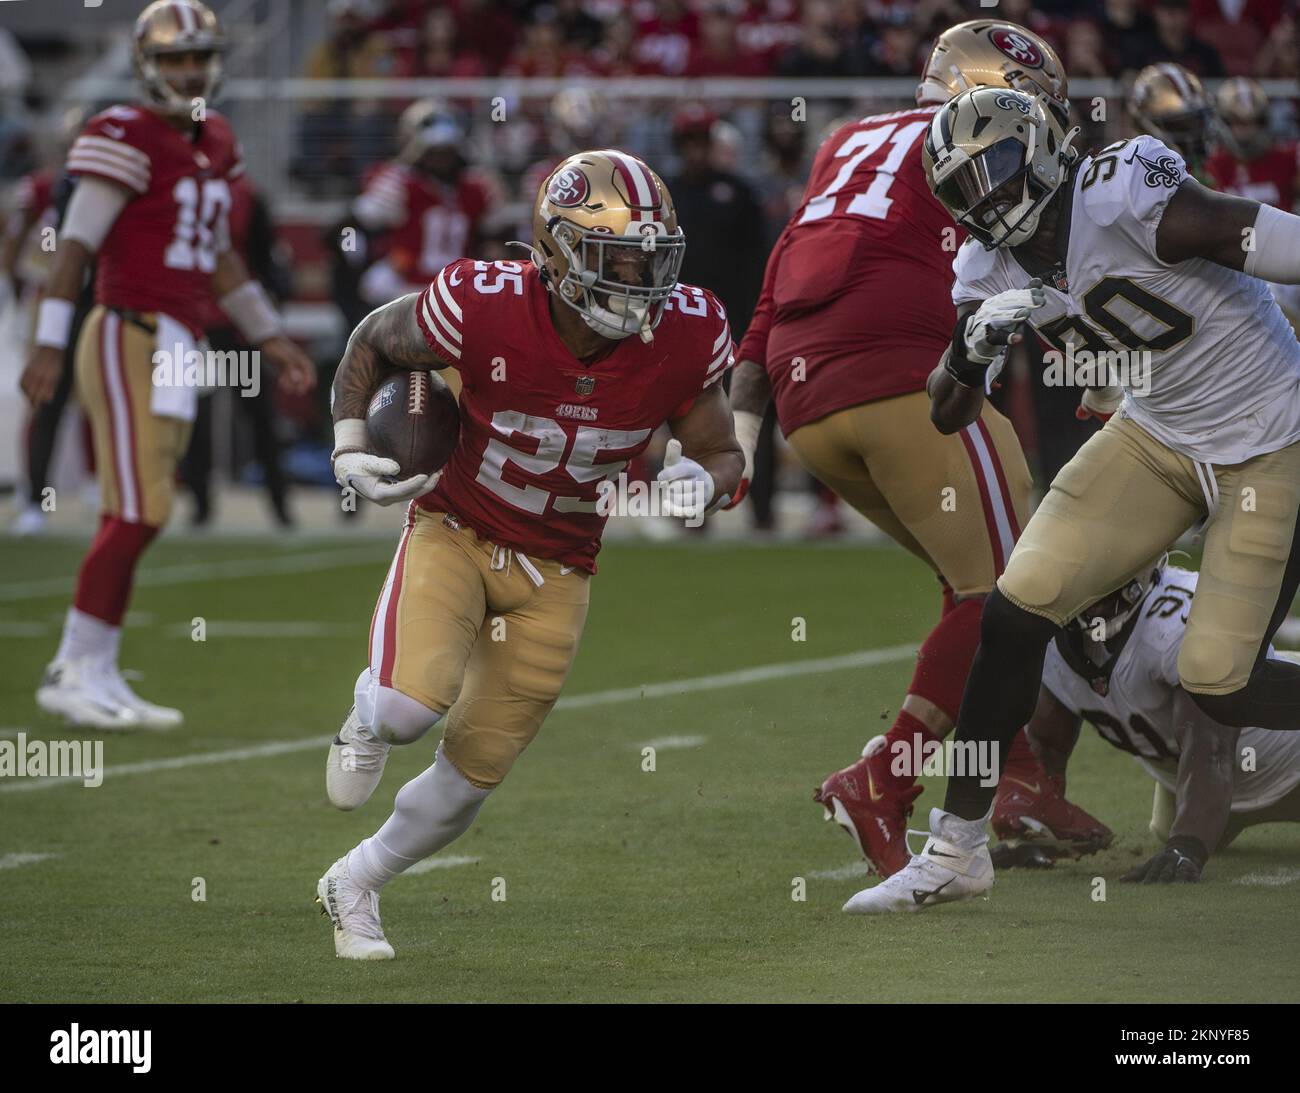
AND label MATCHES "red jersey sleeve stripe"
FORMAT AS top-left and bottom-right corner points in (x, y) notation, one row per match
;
(66, 153), (150, 194)
(73, 135), (151, 169)
(417, 286), (462, 361)
(433, 269), (463, 323)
